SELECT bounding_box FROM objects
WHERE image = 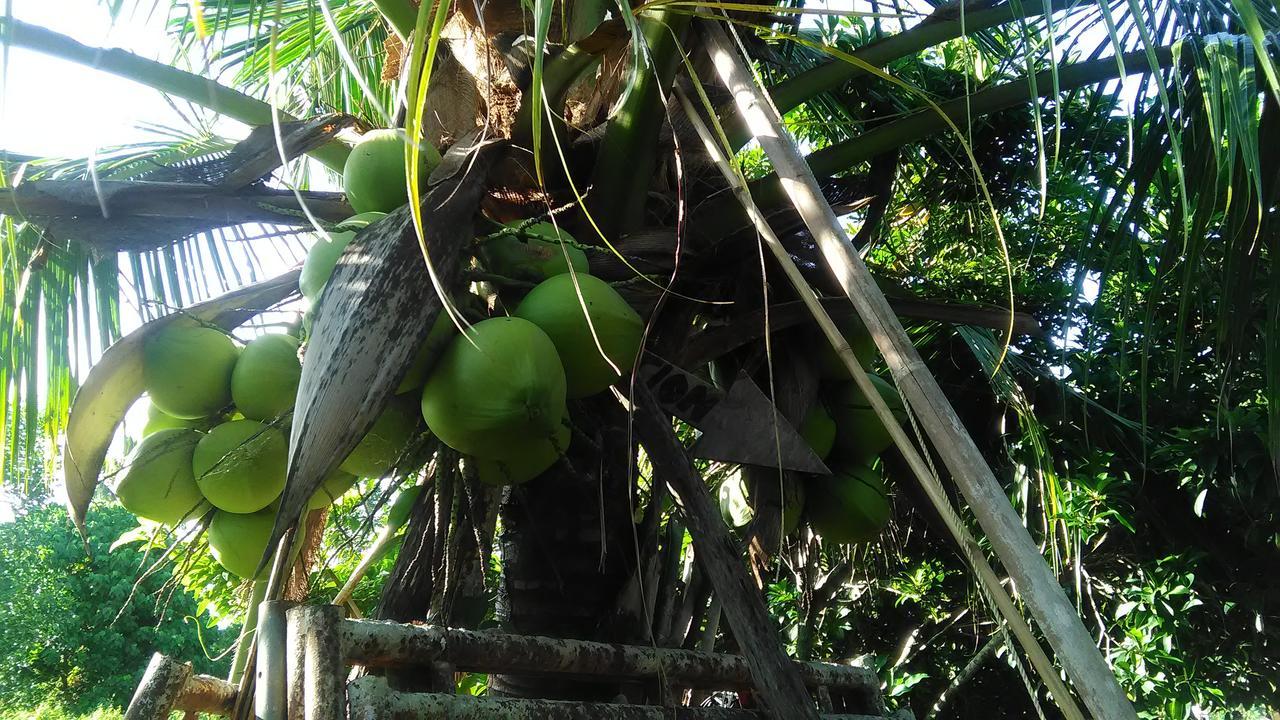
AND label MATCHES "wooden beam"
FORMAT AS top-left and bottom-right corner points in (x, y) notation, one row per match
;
(701, 21), (1133, 720)
(347, 676), (887, 719)
(125, 654), (191, 720)
(339, 619), (878, 699)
